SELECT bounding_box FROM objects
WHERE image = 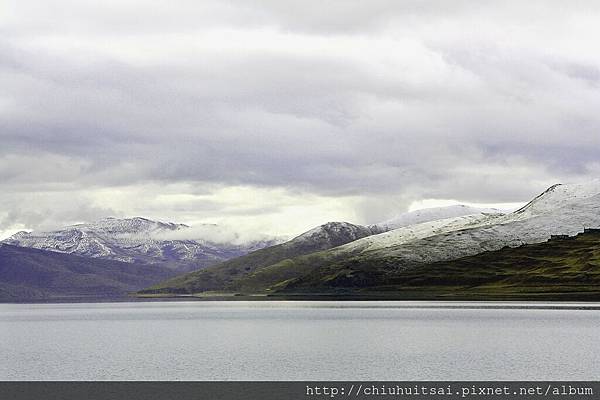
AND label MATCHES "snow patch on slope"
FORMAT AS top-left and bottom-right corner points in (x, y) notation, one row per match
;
(370, 205), (501, 232)
(327, 180), (600, 266)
